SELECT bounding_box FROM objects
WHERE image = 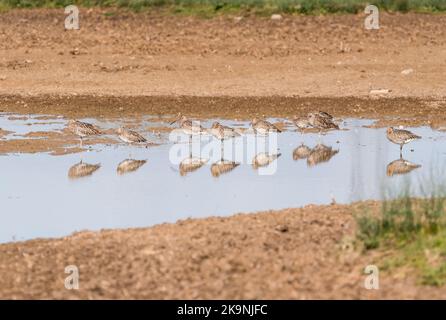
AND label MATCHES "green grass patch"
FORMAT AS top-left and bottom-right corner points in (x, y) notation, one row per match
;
(356, 185), (446, 286)
(0, 0), (446, 14)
